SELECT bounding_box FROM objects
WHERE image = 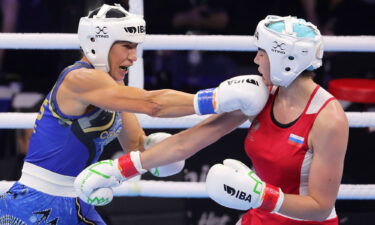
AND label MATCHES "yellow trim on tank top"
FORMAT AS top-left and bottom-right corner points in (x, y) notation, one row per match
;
(82, 111), (115, 133)
(48, 84), (73, 125)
